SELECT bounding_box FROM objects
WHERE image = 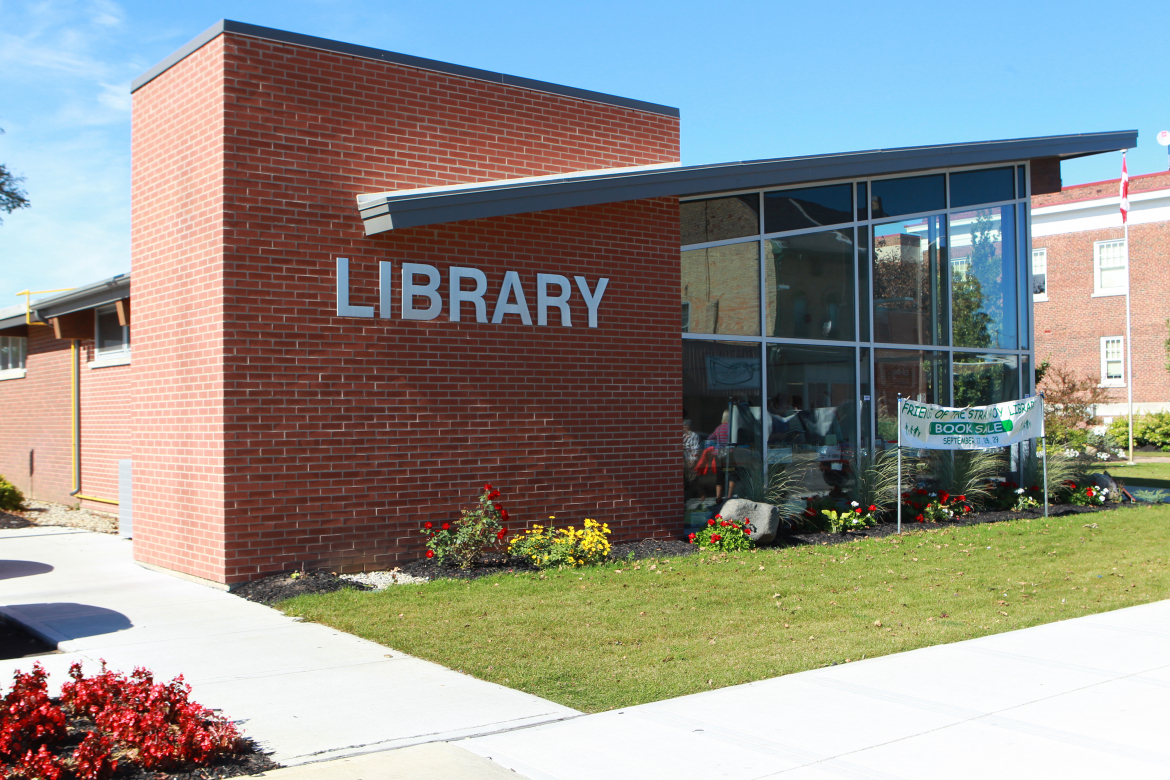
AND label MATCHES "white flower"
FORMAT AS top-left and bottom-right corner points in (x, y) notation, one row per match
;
(1101, 488), (1109, 494)
(1015, 488), (1025, 494)
(850, 501), (859, 507)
